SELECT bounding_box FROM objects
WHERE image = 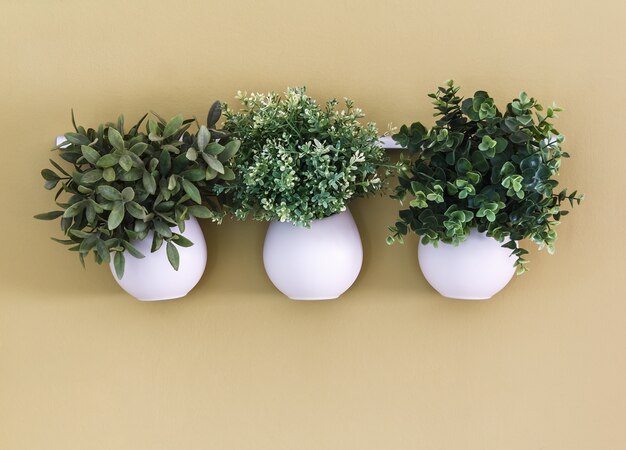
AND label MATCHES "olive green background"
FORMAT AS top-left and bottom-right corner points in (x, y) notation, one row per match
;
(1, 0), (625, 449)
